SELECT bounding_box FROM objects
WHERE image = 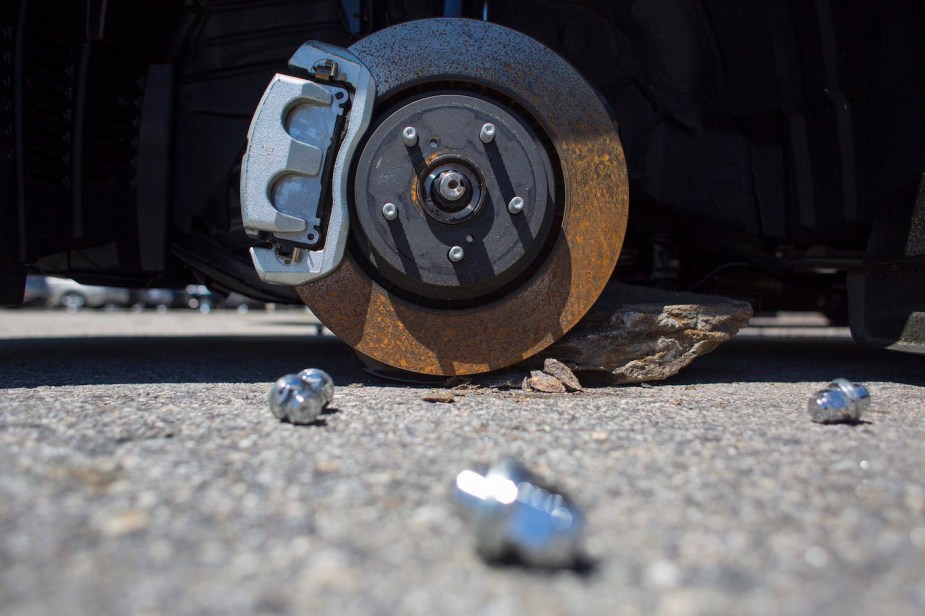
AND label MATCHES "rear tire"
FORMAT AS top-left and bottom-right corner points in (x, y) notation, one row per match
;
(60, 292), (86, 313)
